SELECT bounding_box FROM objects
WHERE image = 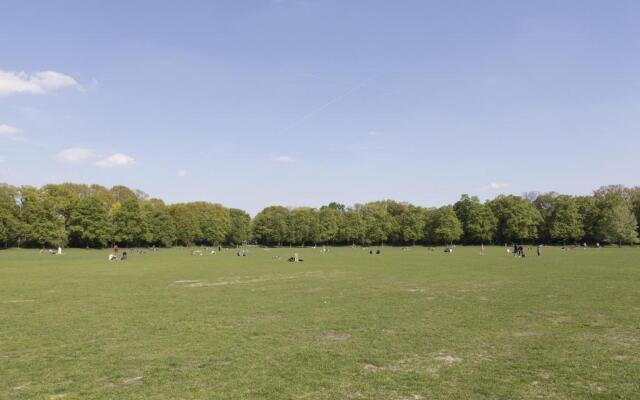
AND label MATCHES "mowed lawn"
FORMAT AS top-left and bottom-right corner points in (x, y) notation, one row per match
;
(1, 246), (639, 399)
